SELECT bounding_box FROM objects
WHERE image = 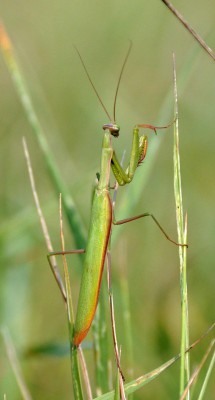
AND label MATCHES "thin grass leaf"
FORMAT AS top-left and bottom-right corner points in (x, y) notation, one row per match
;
(71, 346), (84, 400)
(197, 341), (215, 400)
(0, 22), (87, 250)
(58, 195), (84, 399)
(1, 327), (33, 400)
(95, 352), (180, 400)
(24, 341), (70, 358)
(107, 251), (125, 383)
(173, 54), (189, 397)
(22, 137), (67, 302)
(22, 137), (84, 396)
(113, 360), (126, 400)
(180, 339), (215, 400)
(79, 347), (93, 400)
(160, 0), (215, 61)
(117, 239), (133, 386)
(24, 340), (91, 359)
(92, 287), (110, 395)
(113, 368), (120, 400)
(113, 349), (125, 400)
(94, 322), (215, 399)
